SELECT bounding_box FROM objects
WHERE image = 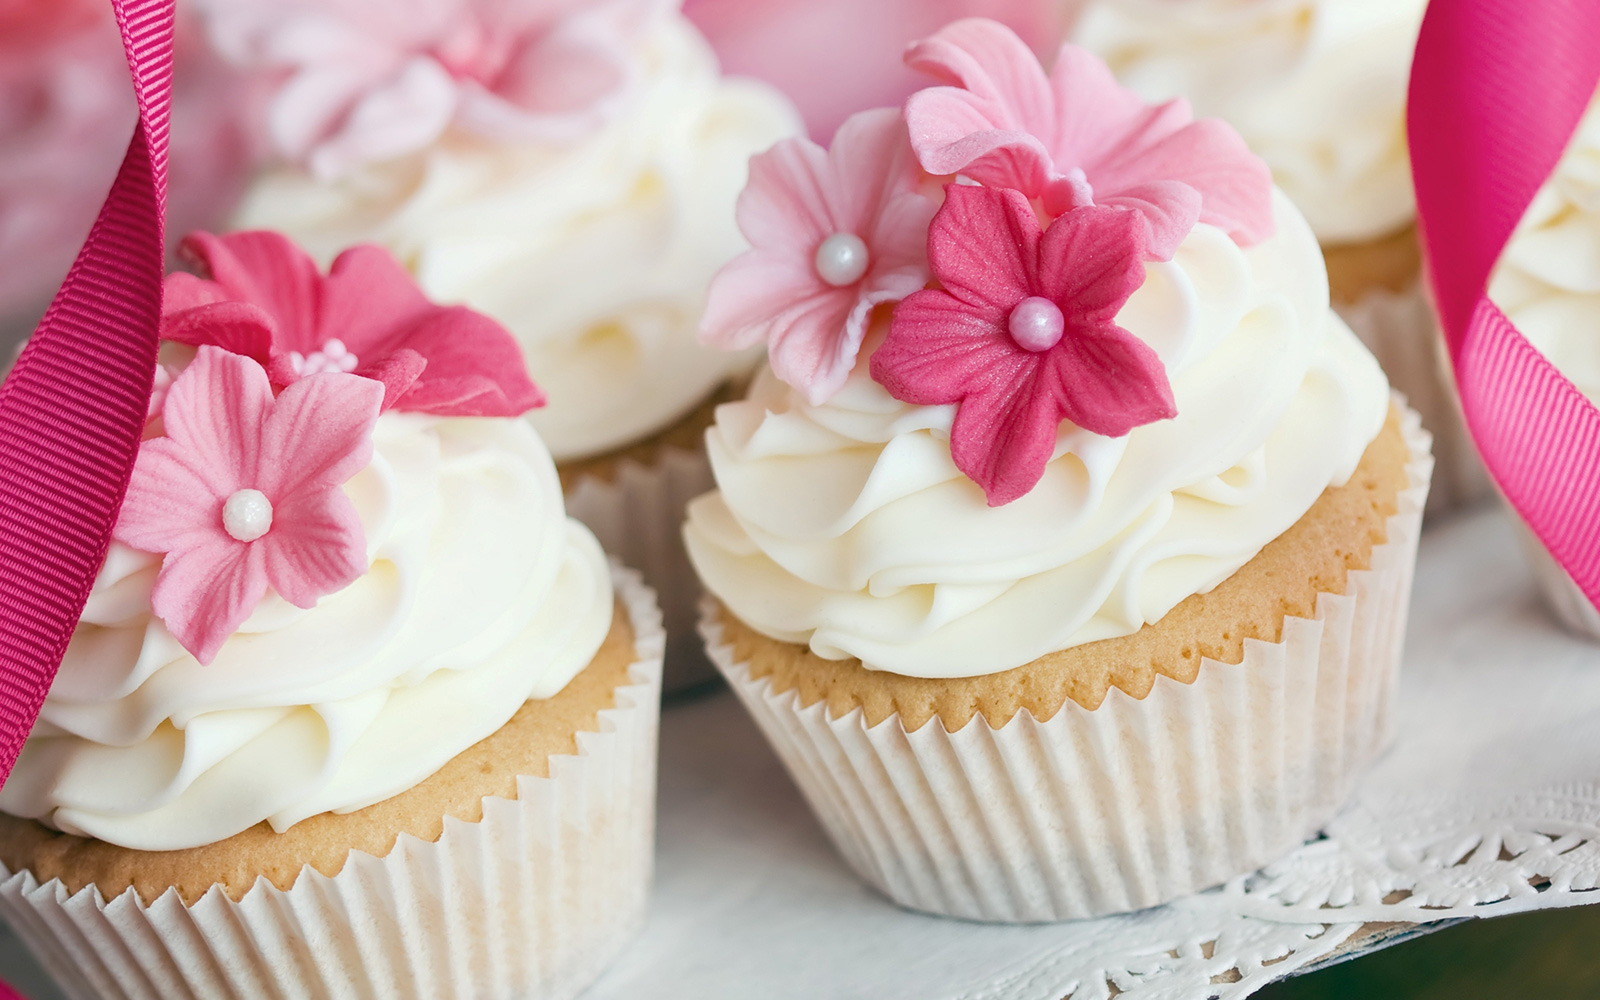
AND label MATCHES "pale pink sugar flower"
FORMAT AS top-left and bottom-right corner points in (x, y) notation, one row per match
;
(700, 107), (936, 406)
(116, 346), (385, 665)
(195, 0), (667, 177)
(904, 18), (1274, 260)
